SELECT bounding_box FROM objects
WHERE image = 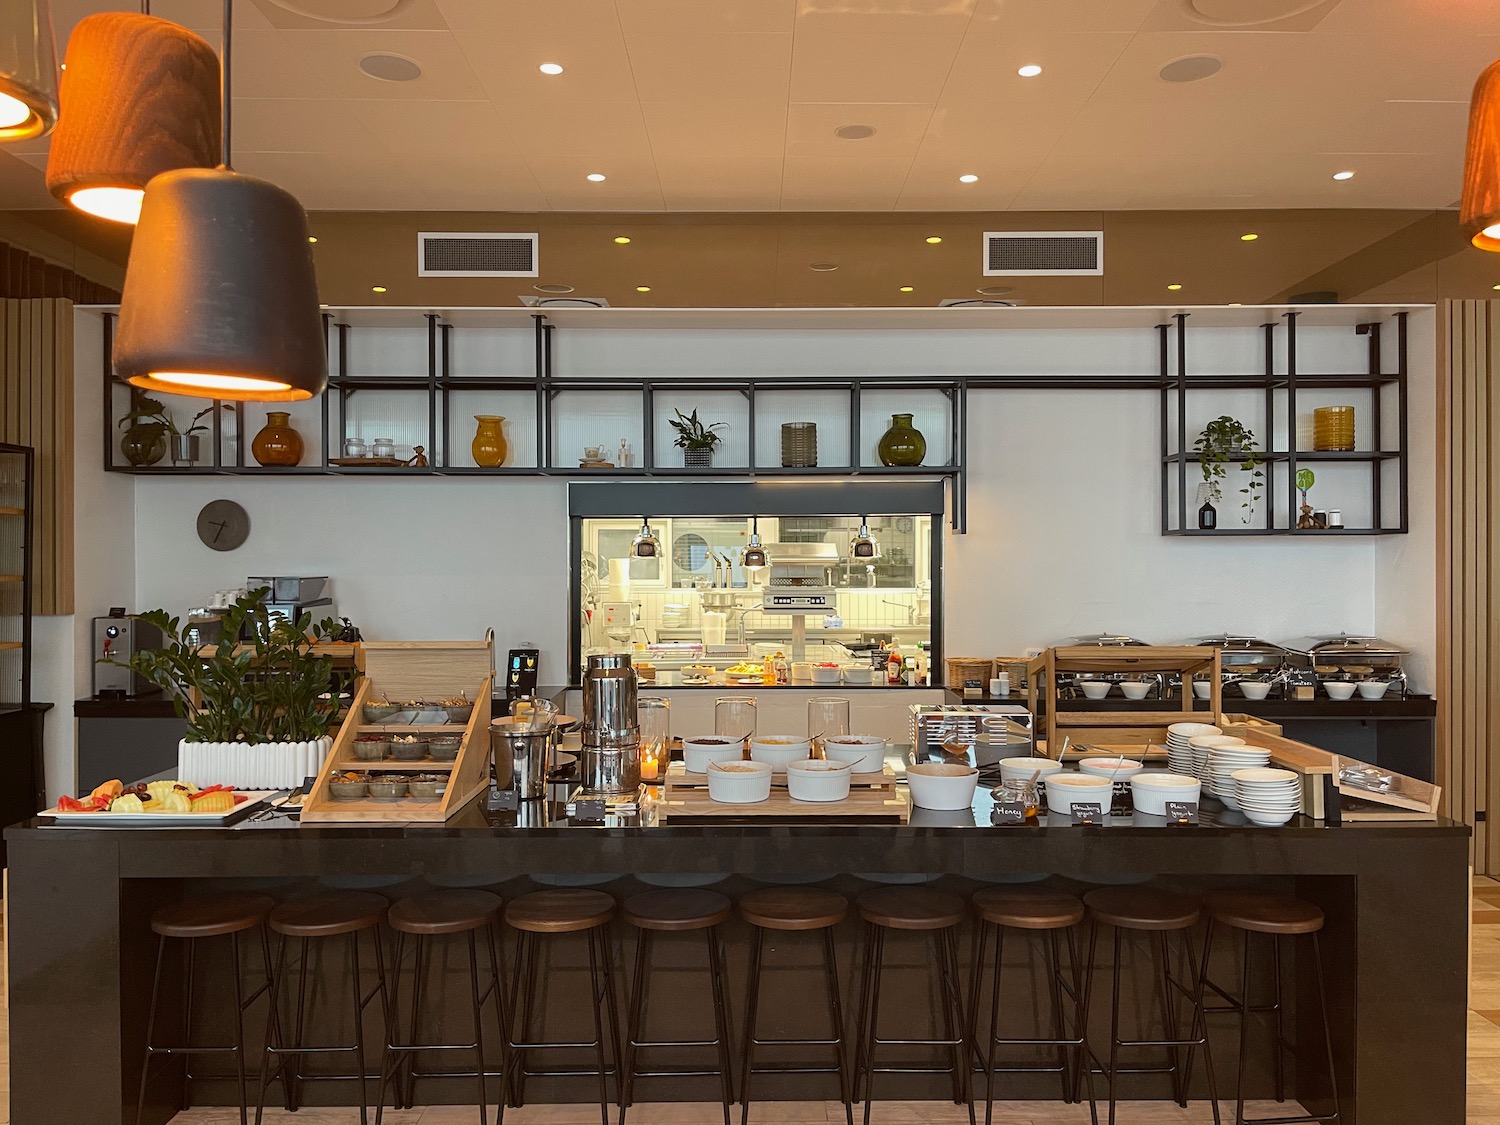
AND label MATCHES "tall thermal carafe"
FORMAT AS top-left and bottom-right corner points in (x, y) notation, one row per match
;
(580, 653), (641, 794)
